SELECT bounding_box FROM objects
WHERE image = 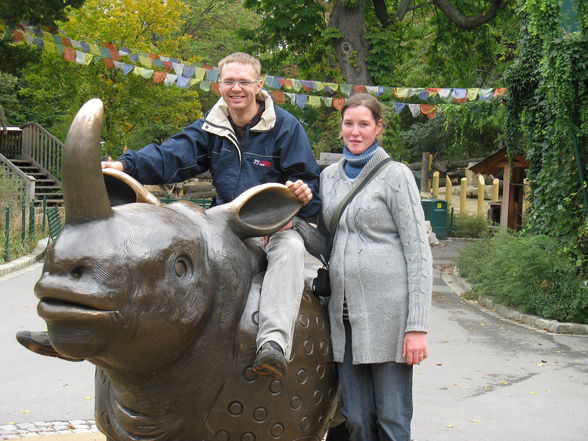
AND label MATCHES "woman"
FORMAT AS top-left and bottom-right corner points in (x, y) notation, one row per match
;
(321, 93), (432, 441)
